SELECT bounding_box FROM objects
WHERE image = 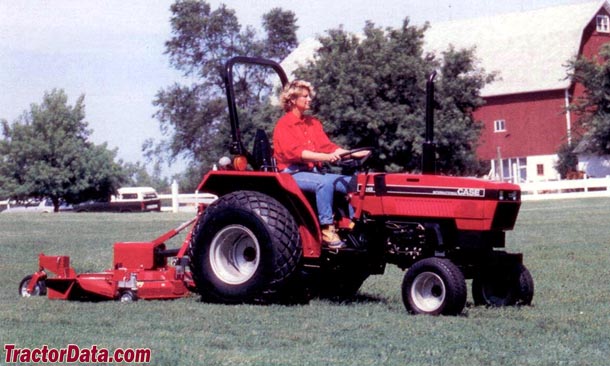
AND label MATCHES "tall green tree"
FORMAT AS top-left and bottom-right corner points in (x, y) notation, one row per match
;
(567, 42), (610, 155)
(123, 161), (170, 192)
(148, 0), (298, 186)
(0, 89), (126, 212)
(296, 20), (493, 174)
